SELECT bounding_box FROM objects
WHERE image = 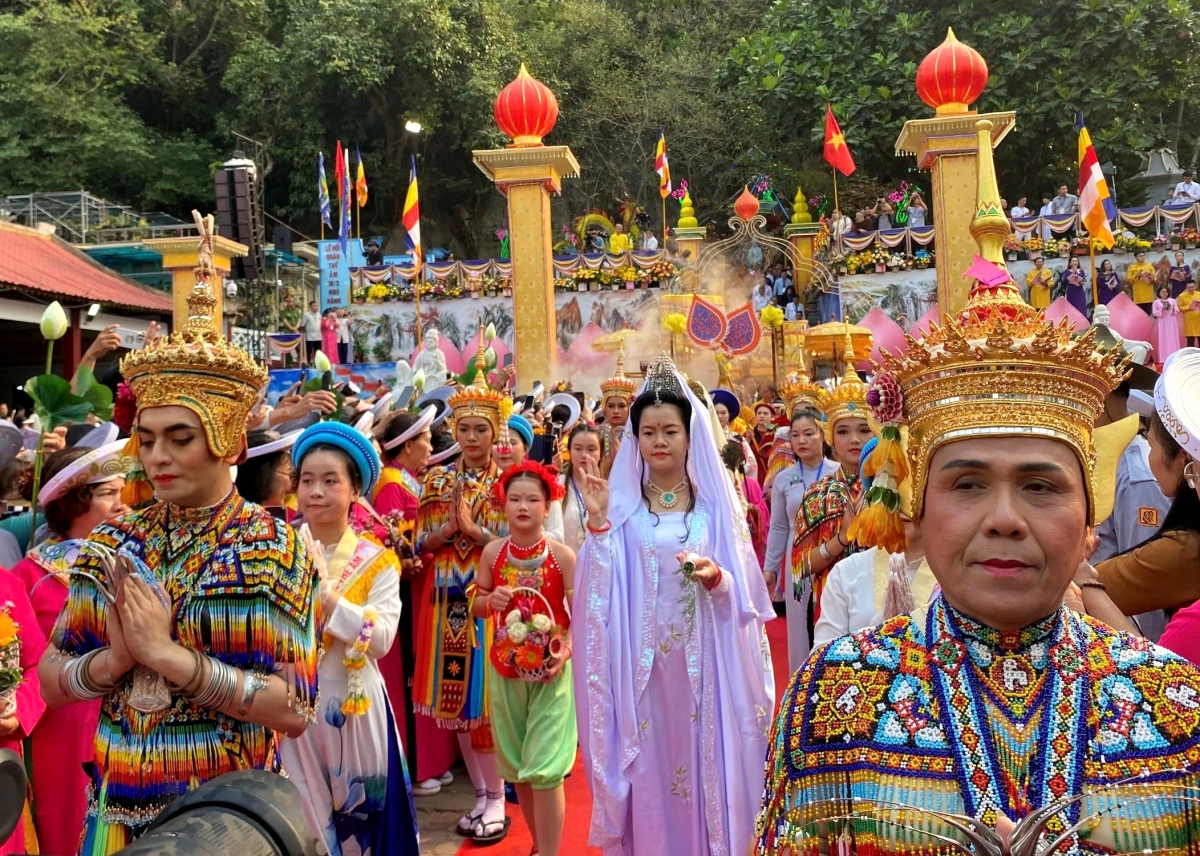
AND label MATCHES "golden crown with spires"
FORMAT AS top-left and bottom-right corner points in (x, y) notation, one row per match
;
(120, 211), (268, 458)
(861, 119), (1129, 535)
(779, 362), (825, 416)
(447, 326), (508, 432)
(816, 326), (872, 438)
(599, 344), (638, 402)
